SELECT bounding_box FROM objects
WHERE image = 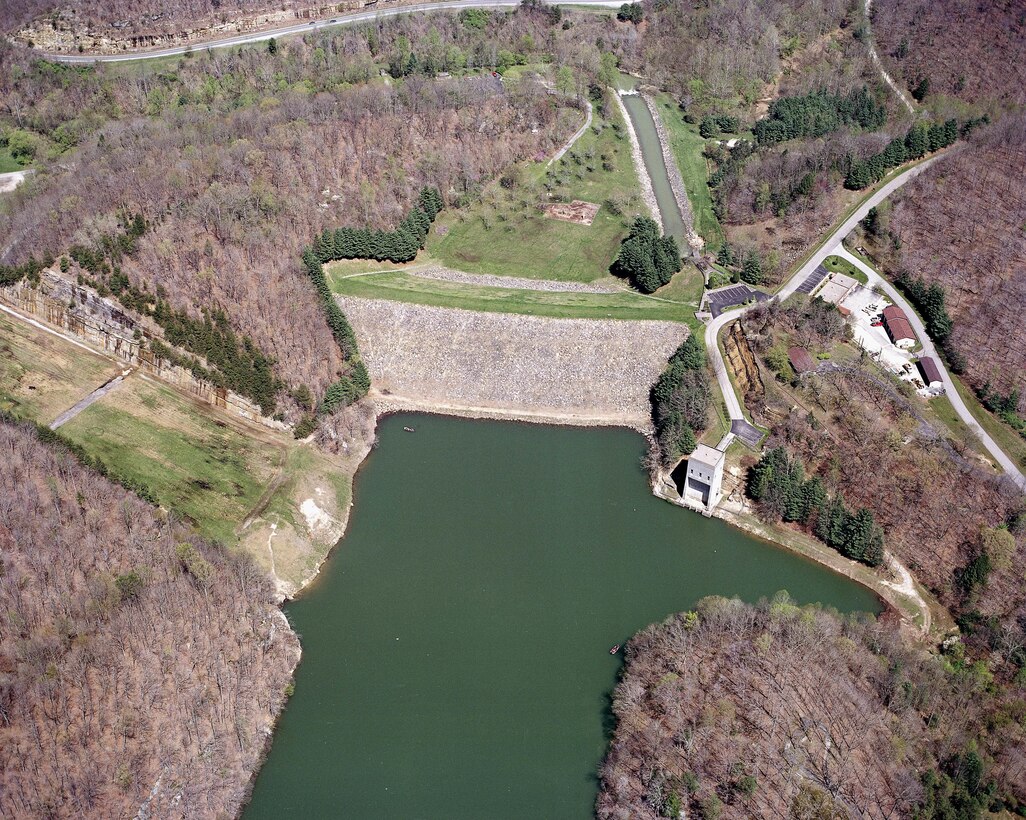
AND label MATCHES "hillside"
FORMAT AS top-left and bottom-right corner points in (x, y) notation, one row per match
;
(873, 0), (1026, 109)
(599, 597), (1017, 818)
(863, 116), (1026, 410)
(0, 17), (584, 413)
(0, 417), (300, 817)
(3, 0), (330, 42)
